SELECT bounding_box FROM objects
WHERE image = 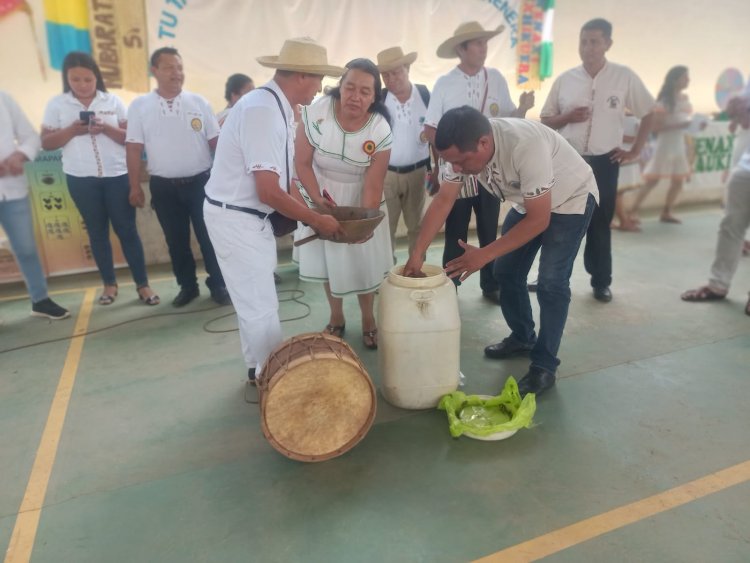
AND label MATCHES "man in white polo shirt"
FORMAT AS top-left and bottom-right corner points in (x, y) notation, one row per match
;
(126, 47), (229, 307)
(404, 106), (598, 398)
(540, 18), (656, 303)
(376, 46), (431, 260)
(424, 21), (535, 305)
(204, 38), (344, 384)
